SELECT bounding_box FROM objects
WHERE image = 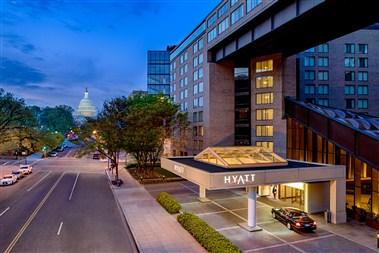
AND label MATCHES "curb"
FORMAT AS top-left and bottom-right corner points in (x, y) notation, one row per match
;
(105, 169), (141, 253)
